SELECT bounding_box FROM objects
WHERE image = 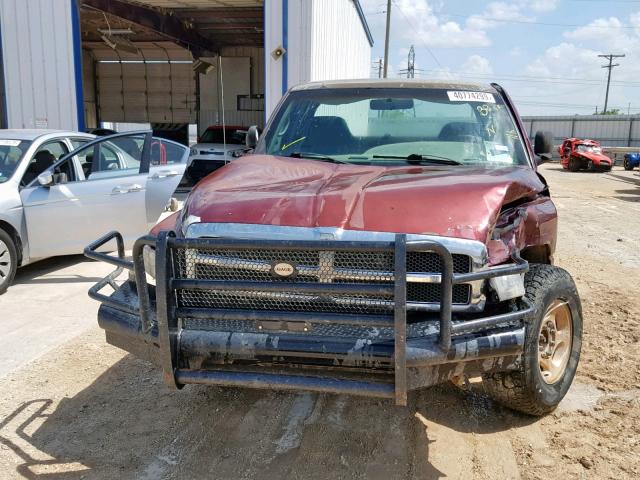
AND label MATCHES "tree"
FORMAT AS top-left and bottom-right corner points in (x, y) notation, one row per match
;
(594, 108), (621, 115)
